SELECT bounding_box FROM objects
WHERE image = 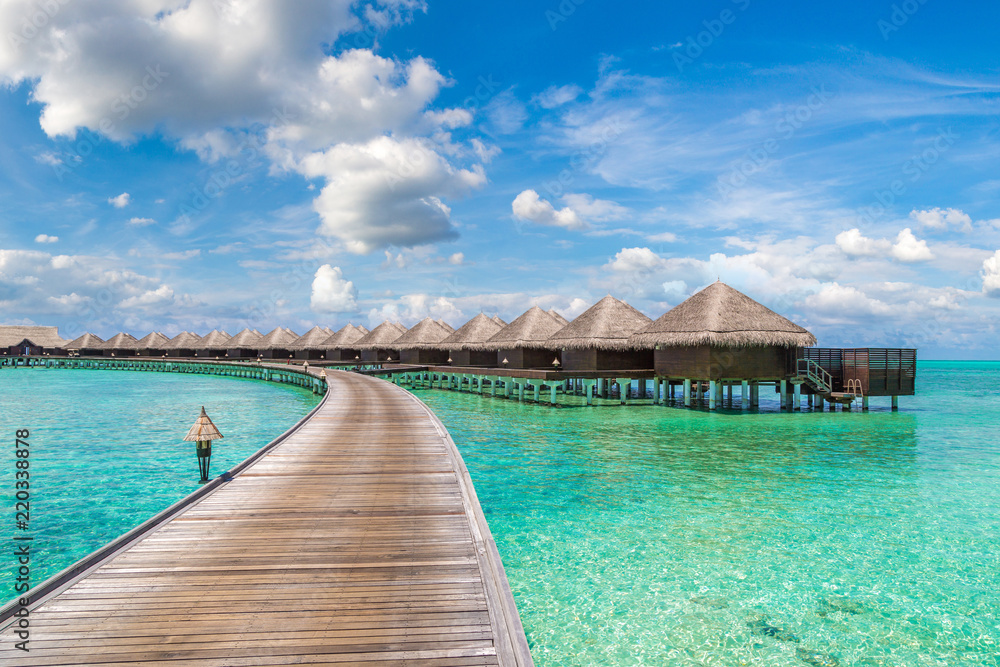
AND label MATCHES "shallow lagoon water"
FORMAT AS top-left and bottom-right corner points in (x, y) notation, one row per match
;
(416, 362), (1000, 666)
(0, 367), (319, 597)
(1, 362), (998, 666)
